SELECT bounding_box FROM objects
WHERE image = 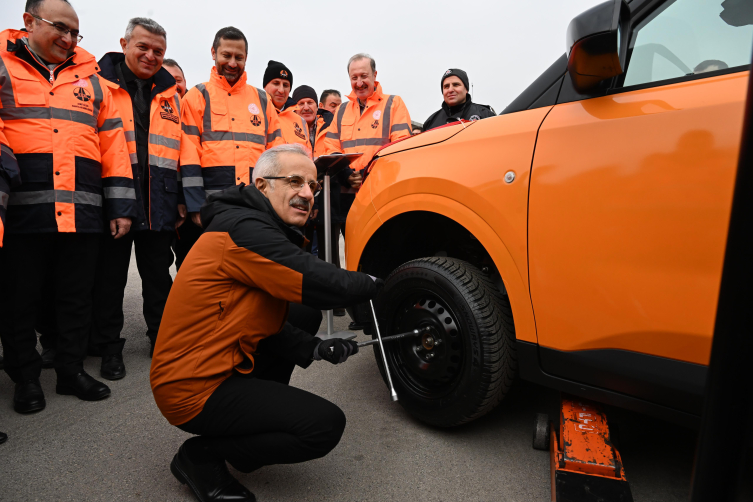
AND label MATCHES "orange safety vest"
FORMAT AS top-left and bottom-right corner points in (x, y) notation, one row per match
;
(322, 82), (412, 172)
(0, 30), (136, 235)
(179, 67), (283, 213)
(98, 52), (182, 232)
(276, 103), (310, 151)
